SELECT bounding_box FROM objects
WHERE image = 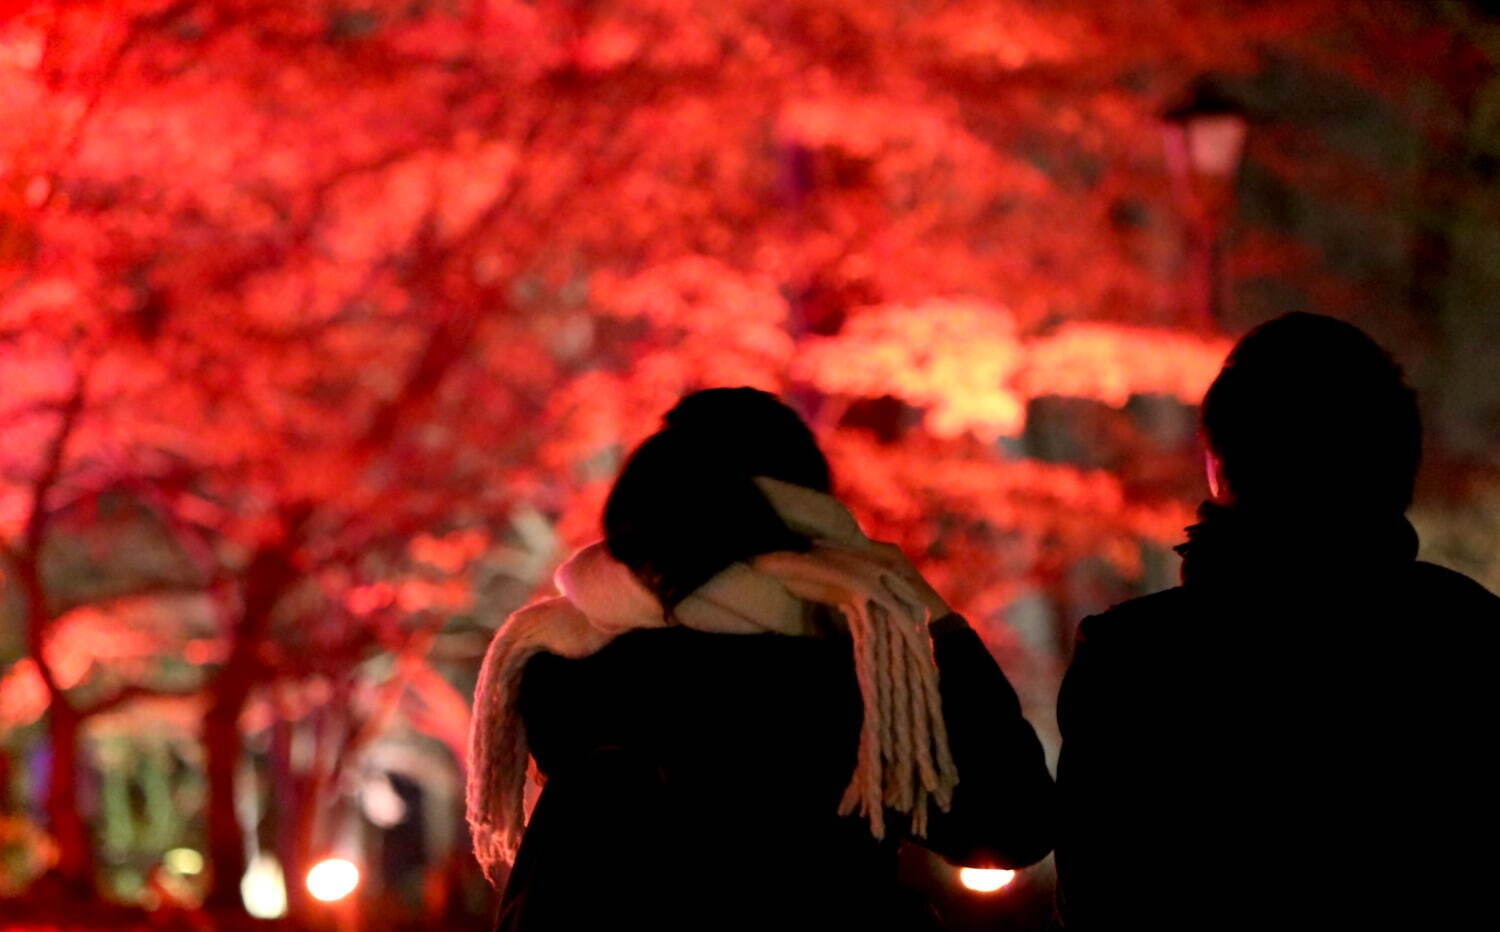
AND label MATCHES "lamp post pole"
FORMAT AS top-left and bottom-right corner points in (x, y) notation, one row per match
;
(1163, 88), (1249, 330)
